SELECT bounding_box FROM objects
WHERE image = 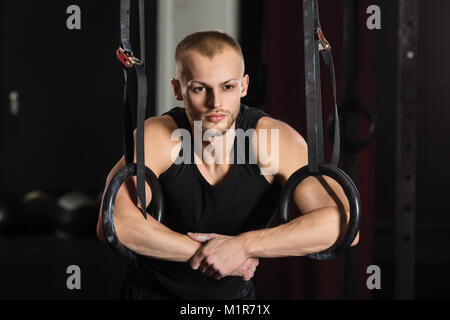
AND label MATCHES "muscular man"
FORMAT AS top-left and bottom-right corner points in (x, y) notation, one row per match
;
(97, 30), (359, 300)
